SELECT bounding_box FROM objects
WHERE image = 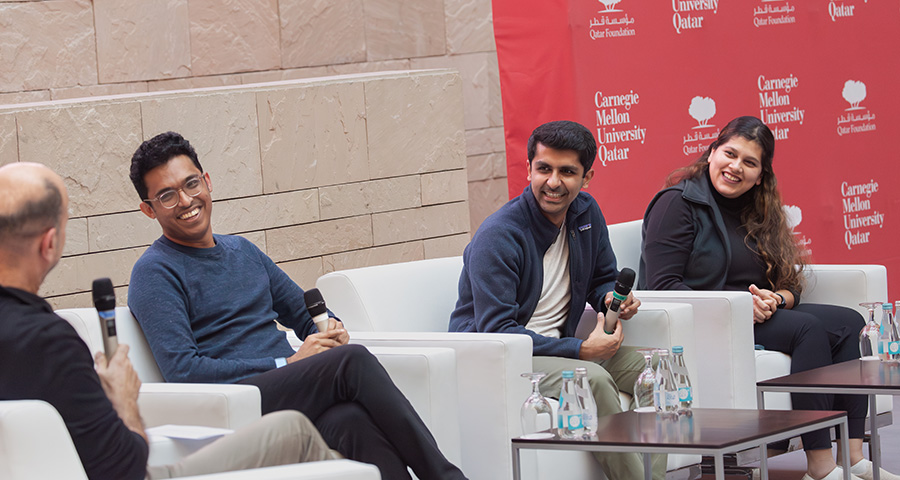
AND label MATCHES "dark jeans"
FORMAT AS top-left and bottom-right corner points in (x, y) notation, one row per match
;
(239, 344), (466, 480)
(754, 303), (868, 450)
